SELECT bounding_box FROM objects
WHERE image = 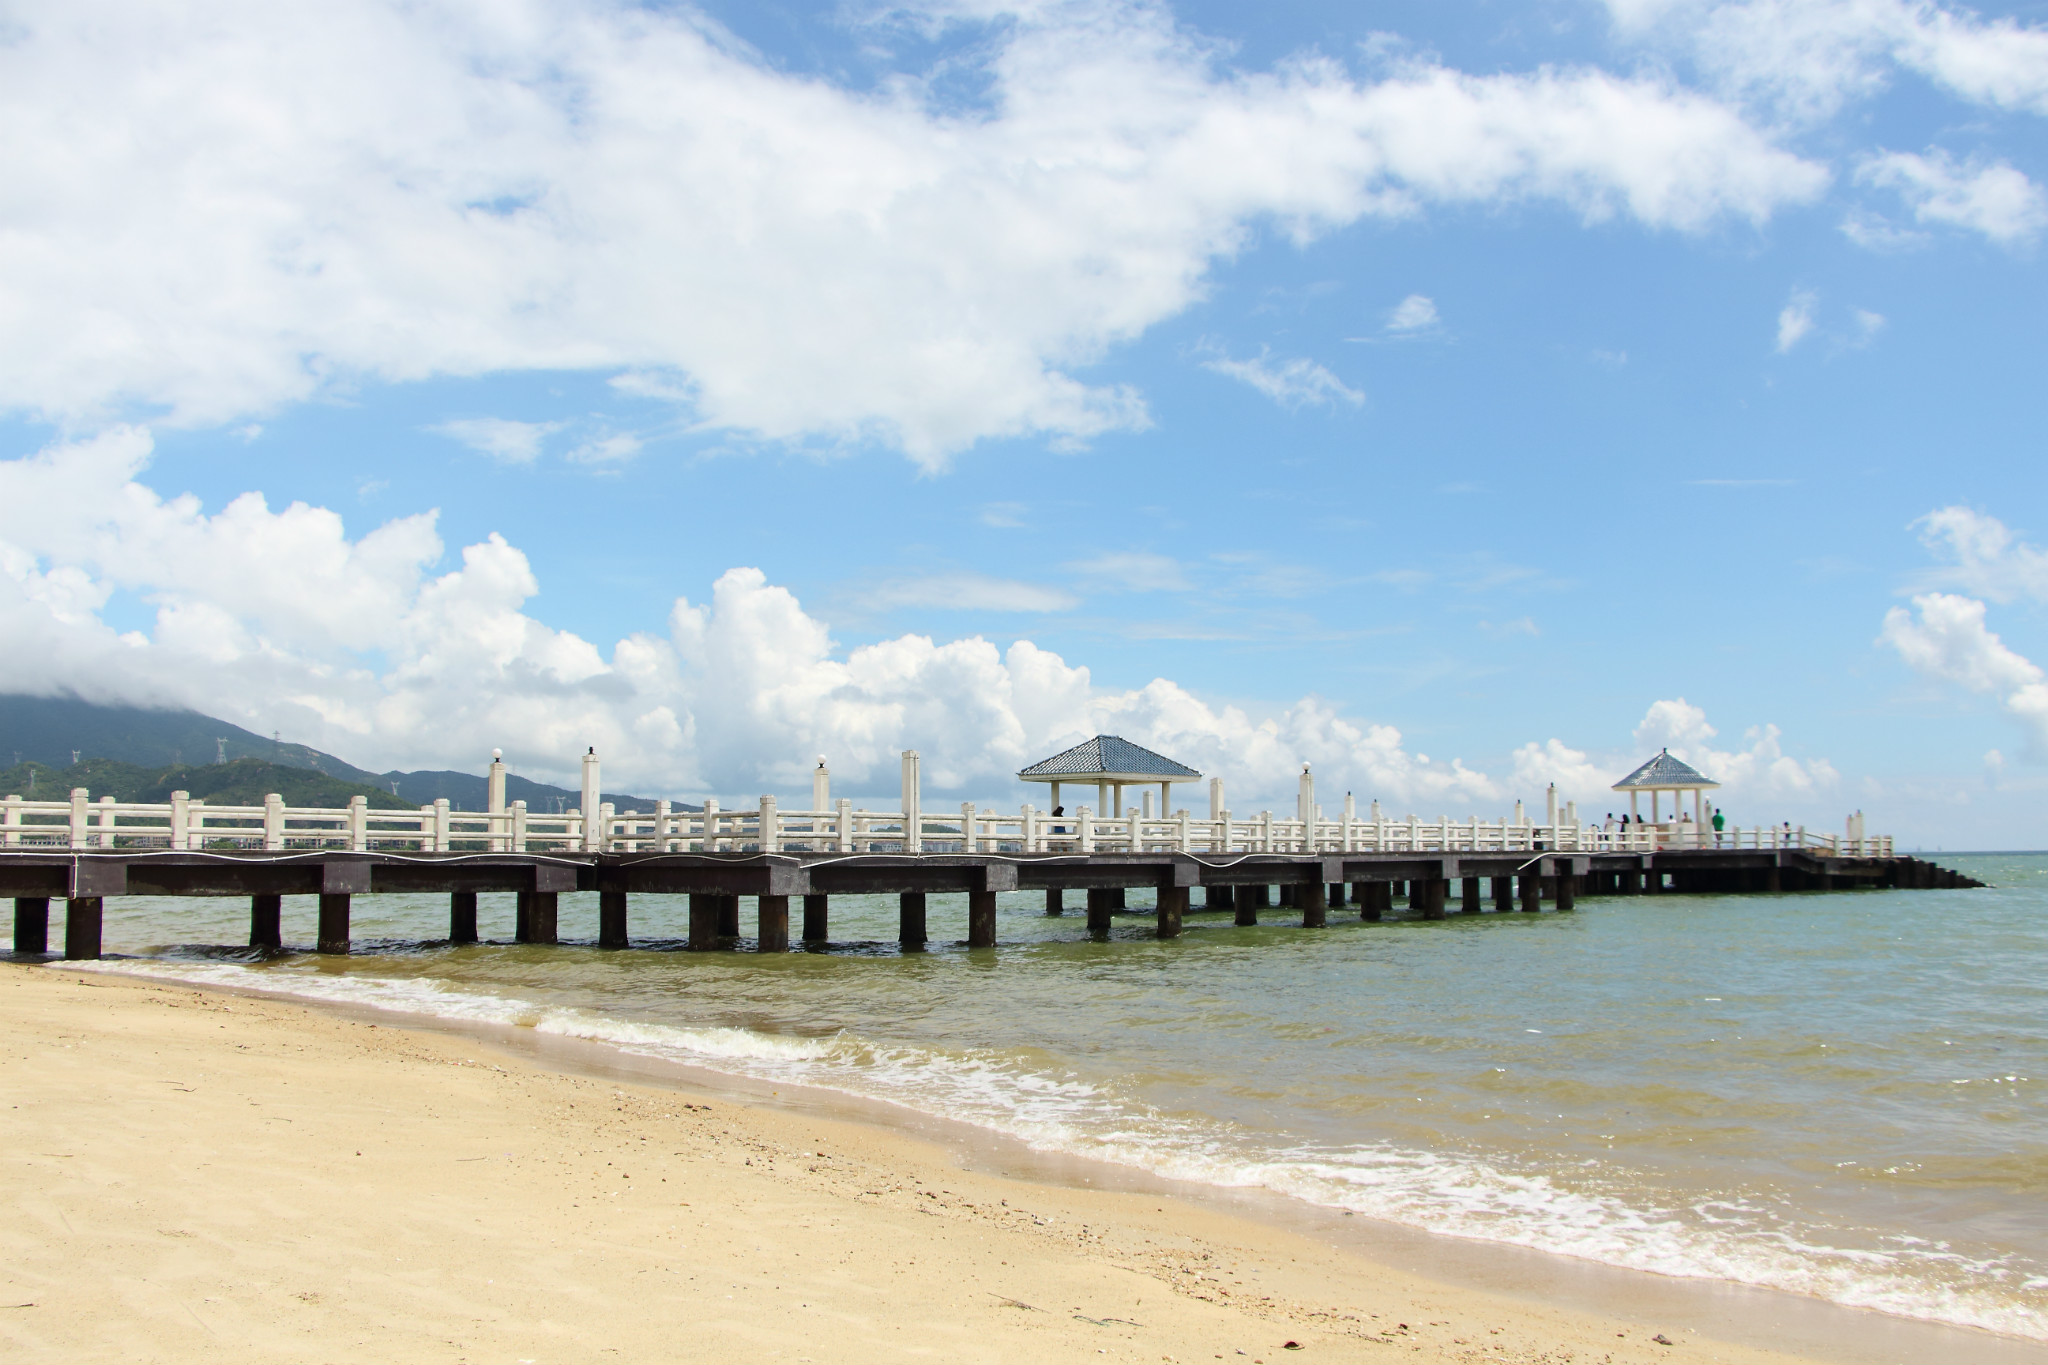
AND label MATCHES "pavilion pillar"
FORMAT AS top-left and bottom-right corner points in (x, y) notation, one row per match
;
(1460, 877), (1481, 914)
(803, 894), (829, 943)
(599, 890), (629, 948)
(1301, 880), (1327, 928)
(968, 891), (997, 948)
